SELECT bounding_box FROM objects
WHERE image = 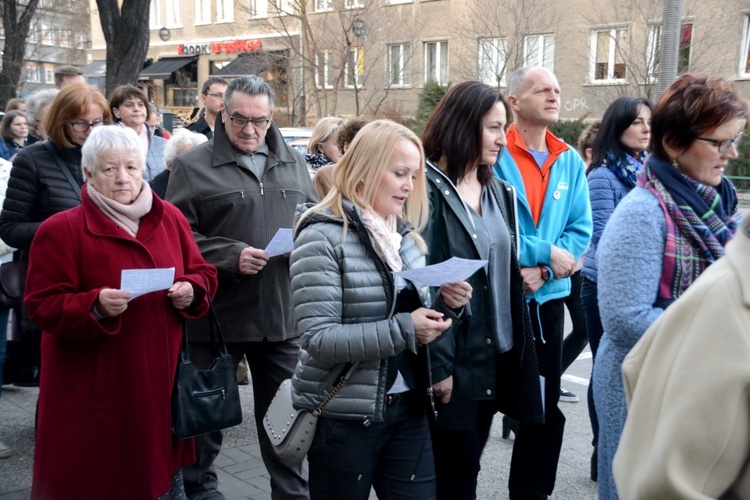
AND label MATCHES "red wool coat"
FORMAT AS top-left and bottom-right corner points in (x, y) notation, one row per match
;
(25, 186), (218, 500)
